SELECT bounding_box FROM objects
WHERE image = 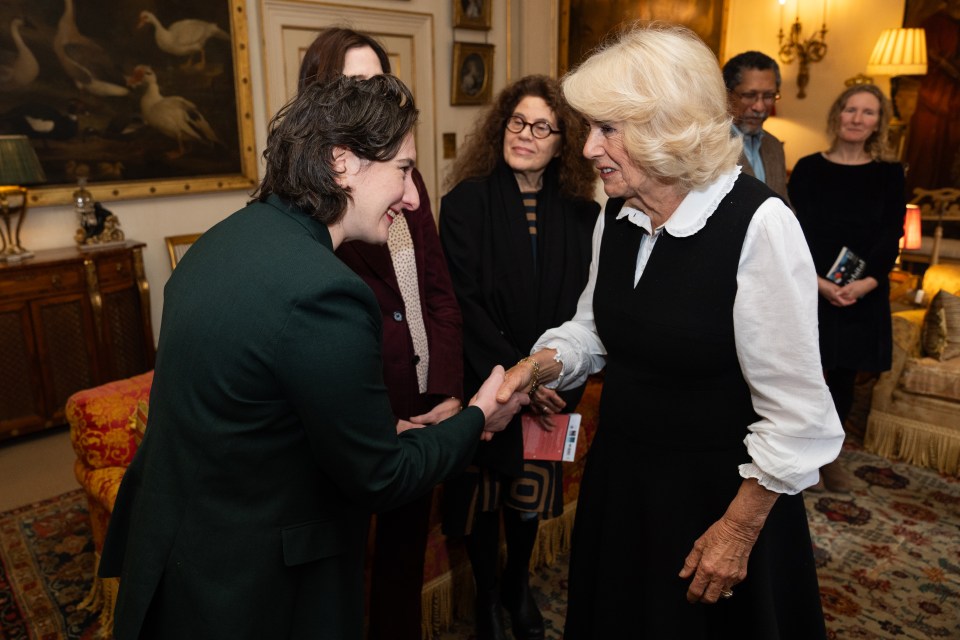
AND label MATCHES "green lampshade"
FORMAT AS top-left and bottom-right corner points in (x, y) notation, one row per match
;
(0, 135), (46, 186)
